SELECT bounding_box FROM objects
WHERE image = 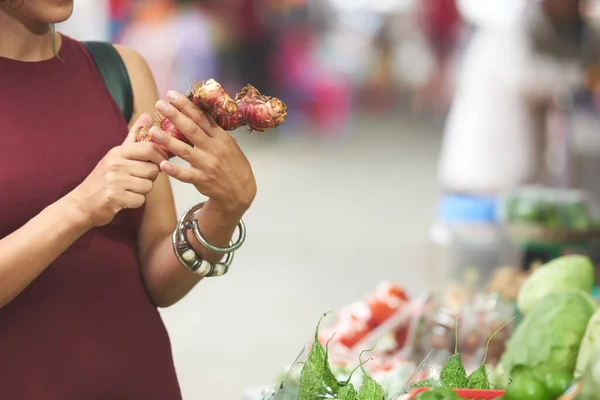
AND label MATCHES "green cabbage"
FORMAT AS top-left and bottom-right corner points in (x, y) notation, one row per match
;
(575, 308), (600, 378)
(517, 255), (595, 315)
(497, 291), (596, 385)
